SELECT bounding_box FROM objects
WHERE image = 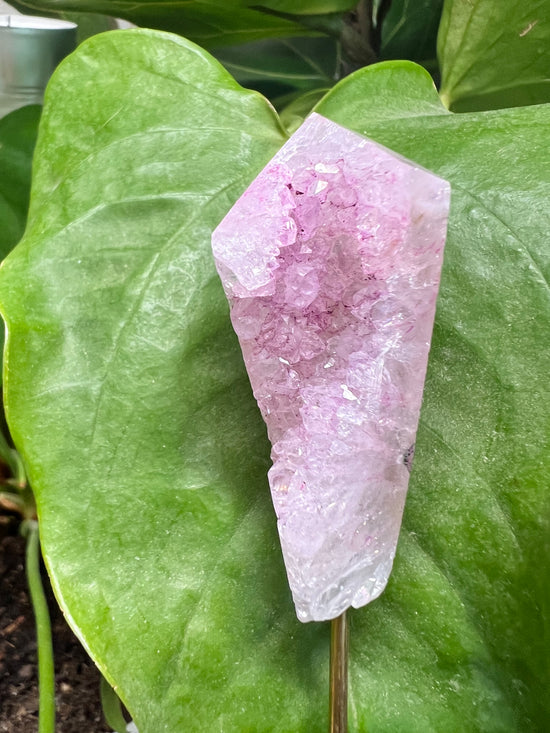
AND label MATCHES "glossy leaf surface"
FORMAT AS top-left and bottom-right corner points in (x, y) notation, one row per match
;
(1, 30), (321, 733)
(317, 62), (550, 731)
(1, 31), (549, 733)
(439, 0), (550, 110)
